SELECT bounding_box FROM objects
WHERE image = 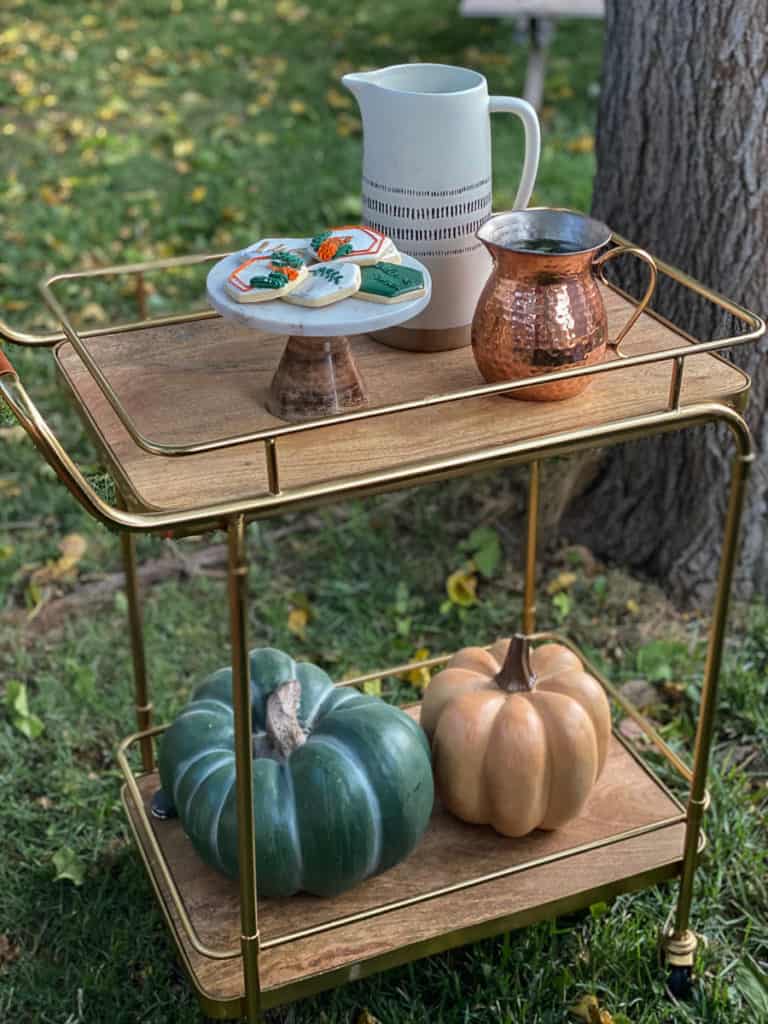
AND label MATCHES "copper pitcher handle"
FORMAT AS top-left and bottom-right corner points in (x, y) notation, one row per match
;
(593, 245), (658, 357)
